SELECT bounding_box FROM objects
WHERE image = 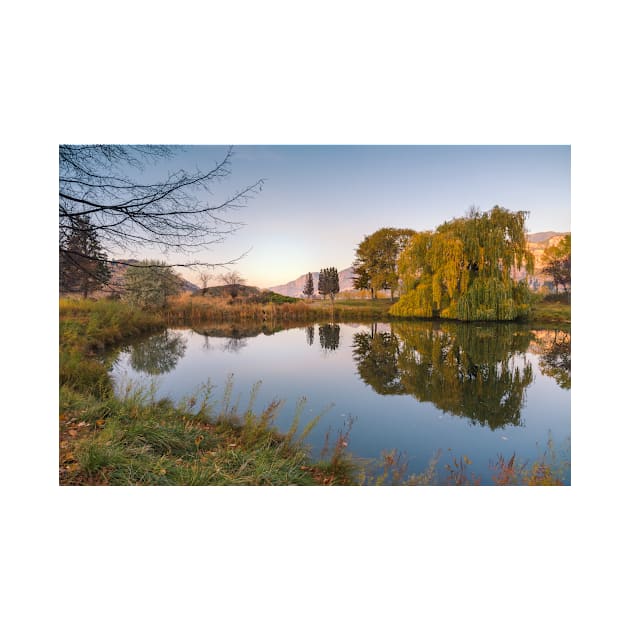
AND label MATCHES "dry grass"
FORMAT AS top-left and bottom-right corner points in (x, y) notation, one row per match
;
(164, 294), (394, 324)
